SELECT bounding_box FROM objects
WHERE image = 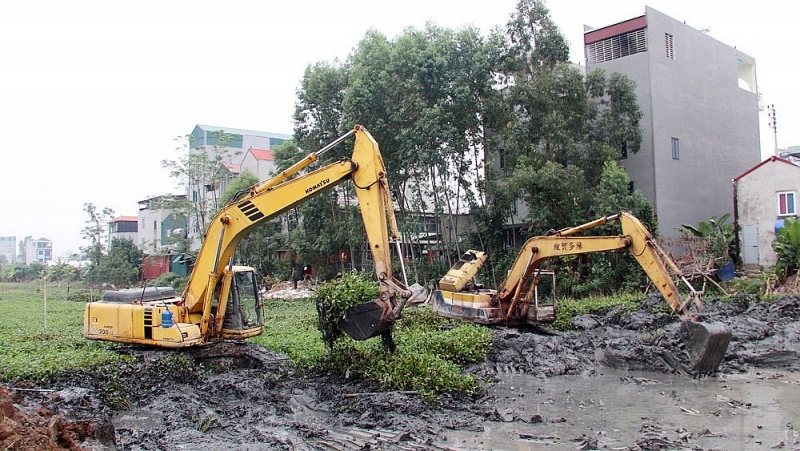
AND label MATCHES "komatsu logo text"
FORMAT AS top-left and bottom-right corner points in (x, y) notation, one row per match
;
(305, 178), (330, 194)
